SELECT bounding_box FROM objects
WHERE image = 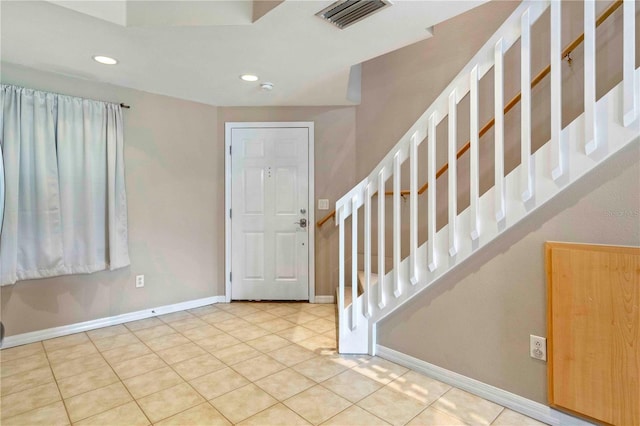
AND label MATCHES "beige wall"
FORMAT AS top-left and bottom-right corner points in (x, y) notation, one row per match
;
(355, 0), (640, 405)
(1, 63), (222, 336)
(0, 65), (357, 337)
(217, 107), (357, 297)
